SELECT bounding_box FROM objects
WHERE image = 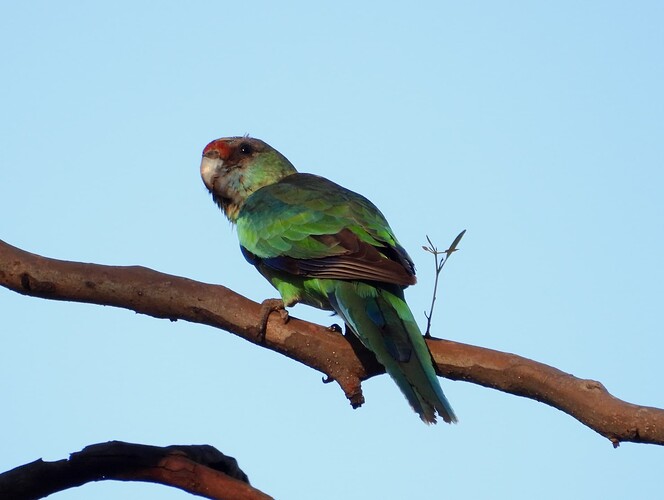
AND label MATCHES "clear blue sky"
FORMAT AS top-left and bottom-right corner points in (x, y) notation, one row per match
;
(2, 2), (663, 499)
